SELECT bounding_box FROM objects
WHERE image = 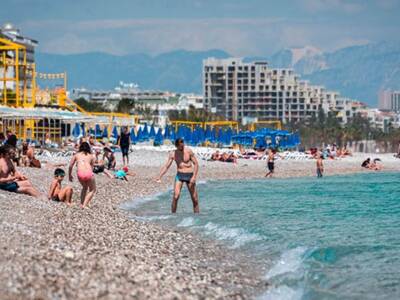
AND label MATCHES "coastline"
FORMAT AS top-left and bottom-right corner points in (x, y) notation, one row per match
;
(0, 150), (399, 299)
